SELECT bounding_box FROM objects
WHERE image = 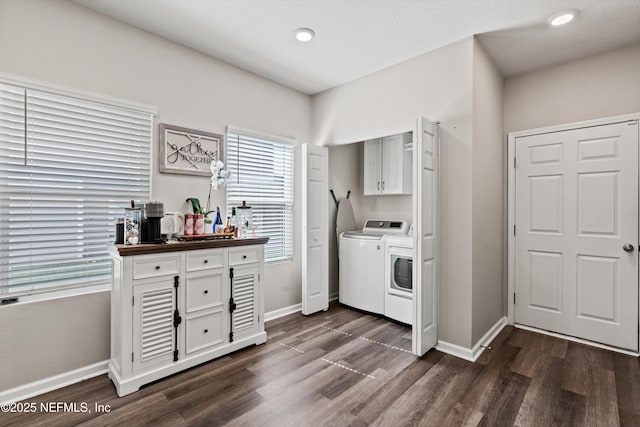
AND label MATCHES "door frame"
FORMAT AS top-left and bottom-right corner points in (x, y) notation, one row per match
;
(507, 112), (640, 348)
